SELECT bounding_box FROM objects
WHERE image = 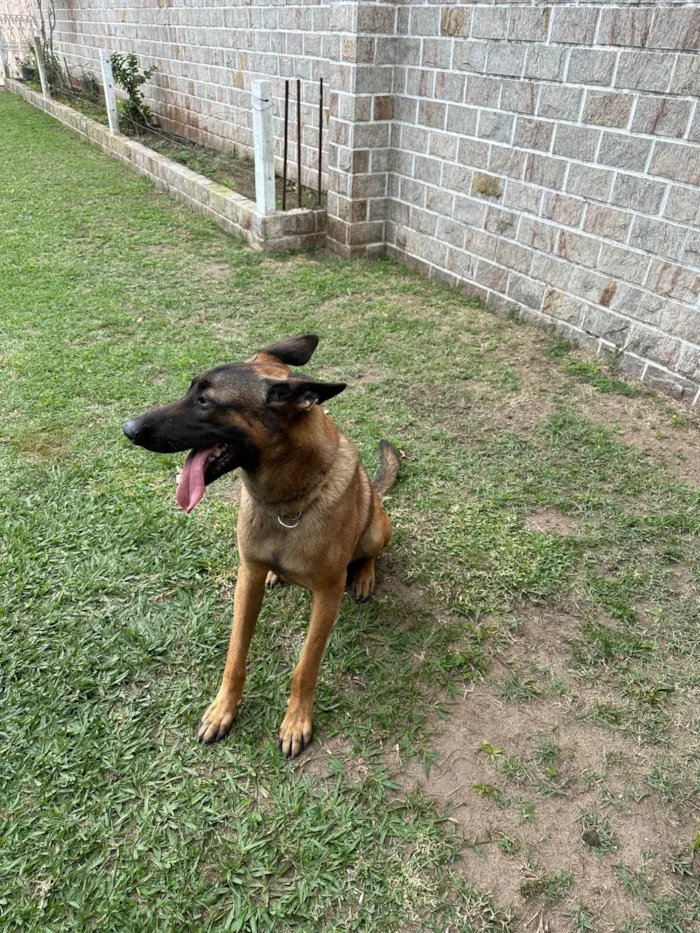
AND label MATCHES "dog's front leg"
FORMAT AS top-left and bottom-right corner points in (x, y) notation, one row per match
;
(197, 559), (267, 744)
(278, 577), (346, 759)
